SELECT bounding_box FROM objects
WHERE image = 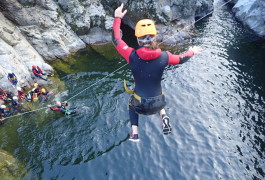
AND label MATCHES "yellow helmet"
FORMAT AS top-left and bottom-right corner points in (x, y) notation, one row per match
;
(41, 88), (46, 93)
(34, 83), (38, 87)
(135, 19), (157, 37)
